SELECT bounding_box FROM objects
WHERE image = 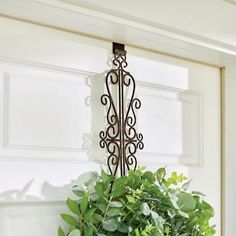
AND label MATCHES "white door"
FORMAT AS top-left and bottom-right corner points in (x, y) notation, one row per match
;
(0, 17), (221, 235)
